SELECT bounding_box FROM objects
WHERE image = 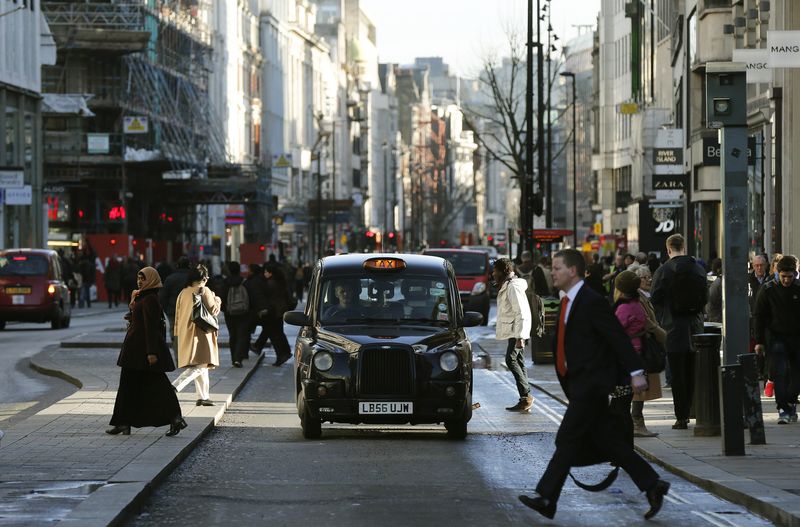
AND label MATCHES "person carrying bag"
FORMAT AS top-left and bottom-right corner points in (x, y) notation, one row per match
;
(173, 264), (222, 406)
